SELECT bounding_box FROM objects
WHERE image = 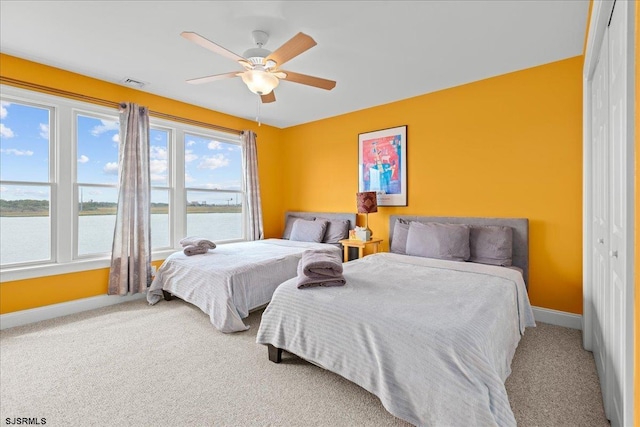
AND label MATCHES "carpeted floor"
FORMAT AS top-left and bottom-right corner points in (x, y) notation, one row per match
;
(0, 299), (609, 427)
